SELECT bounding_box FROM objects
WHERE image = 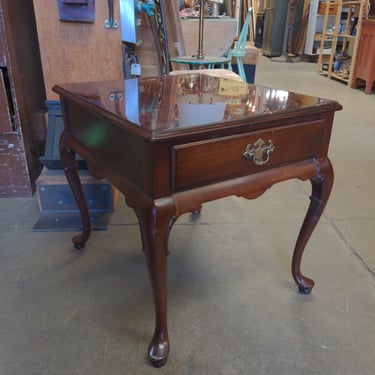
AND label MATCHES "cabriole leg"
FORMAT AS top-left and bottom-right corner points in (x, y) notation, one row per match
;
(133, 201), (176, 368)
(292, 159), (334, 293)
(59, 131), (91, 249)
